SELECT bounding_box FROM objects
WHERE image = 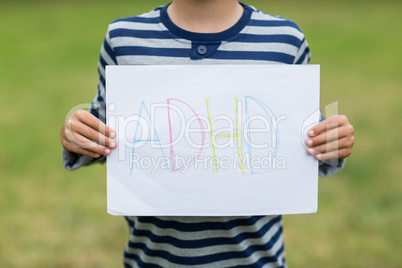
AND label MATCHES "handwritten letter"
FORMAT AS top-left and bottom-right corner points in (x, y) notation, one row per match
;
(106, 65), (320, 216)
